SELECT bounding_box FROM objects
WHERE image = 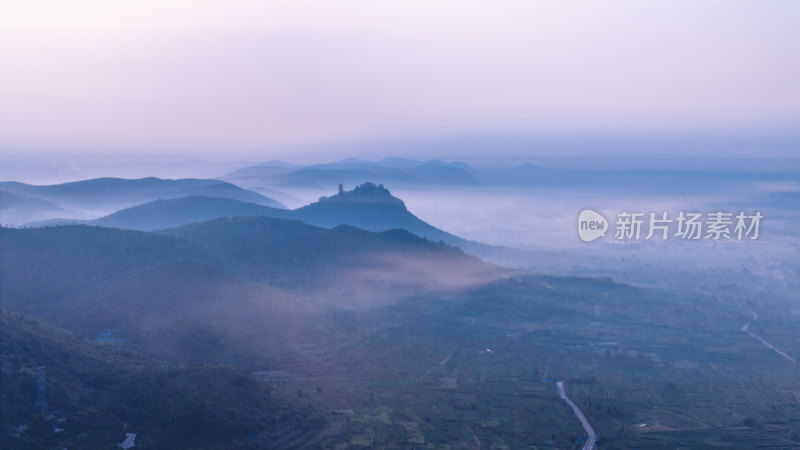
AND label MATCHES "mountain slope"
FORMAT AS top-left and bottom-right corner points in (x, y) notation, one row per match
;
(0, 190), (62, 210)
(293, 182), (467, 246)
(70, 183), (522, 273)
(0, 225), (214, 332)
(92, 195), (291, 231)
(0, 190), (81, 225)
(85, 184), (468, 247)
(0, 177), (284, 213)
(289, 184), (553, 271)
(160, 214), (489, 283)
(2, 219), (497, 365)
(0, 309), (322, 449)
